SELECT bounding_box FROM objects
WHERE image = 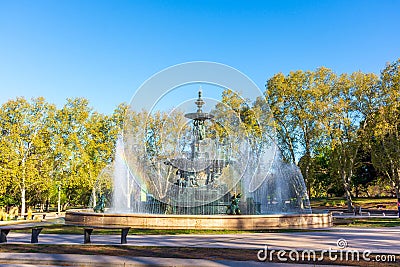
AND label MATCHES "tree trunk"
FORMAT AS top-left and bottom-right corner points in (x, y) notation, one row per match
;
(289, 140), (296, 164)
(396, 168), (400, 199)
(341, 169), (353, 212)
(92, 187), (96, 208)
(57, 184), (61, 215)
(20, 149), (28, 217)
(303, 152), (312, 197)
(21, 187), (26, 216)
(45, 198), (49, 212)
